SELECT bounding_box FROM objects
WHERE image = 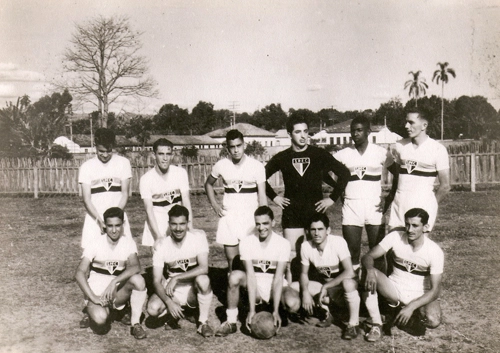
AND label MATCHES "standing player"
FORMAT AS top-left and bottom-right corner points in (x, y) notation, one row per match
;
(265, 115), (350, 282)
(386, 110), (450, 231)
(75, 207), (148, 339)
(334, 116), (392, 271)
(215, 206), (292, 337)
(140, 138), (192, 247)
(361, 208), (444, 342)
(147, 205), (214, 338)
(78, 128), (133, 249)
(284, 213), (361, 340)
(205, 129), (267, 272)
